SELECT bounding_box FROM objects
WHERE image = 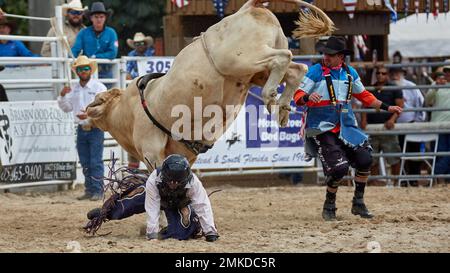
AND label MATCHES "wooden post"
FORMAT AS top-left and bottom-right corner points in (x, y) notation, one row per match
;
(163, 15), (184, 56)
(299, 38), (317, 55)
